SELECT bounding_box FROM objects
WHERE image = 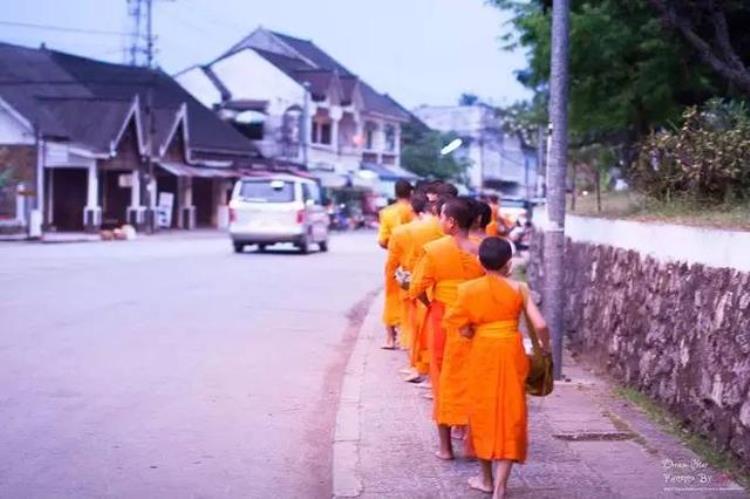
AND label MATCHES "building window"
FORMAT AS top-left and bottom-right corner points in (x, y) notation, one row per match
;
(365, 122), (377, 150)
(384, 125), (396, 152)
(312, 119), (332, 145)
